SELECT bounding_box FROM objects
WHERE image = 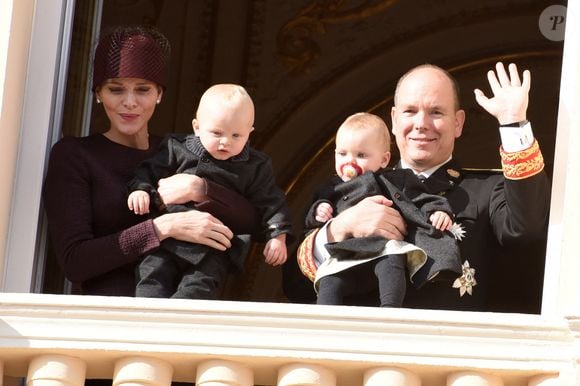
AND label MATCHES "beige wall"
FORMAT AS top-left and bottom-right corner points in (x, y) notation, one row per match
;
(0, 0), (34, 288)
